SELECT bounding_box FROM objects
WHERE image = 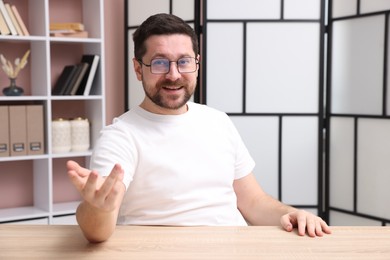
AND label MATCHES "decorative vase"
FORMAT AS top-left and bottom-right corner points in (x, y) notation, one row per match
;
(2, 78), (24, 96)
